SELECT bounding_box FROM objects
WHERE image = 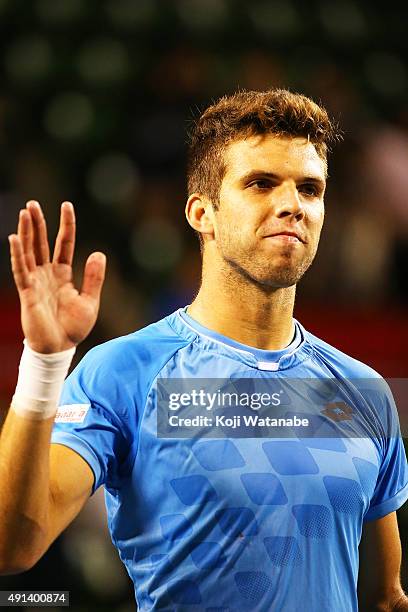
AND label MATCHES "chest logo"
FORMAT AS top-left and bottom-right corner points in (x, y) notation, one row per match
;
(321, 402), (353, 422)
